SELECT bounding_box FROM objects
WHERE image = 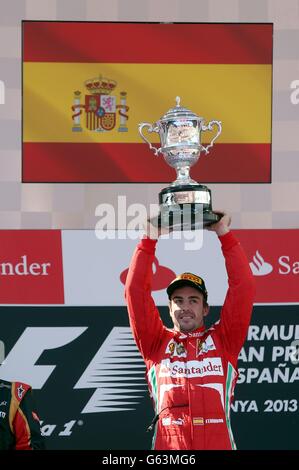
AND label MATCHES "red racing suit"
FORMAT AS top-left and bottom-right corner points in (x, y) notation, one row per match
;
(125, 231), (255, 450)
(0, 380), (45, 450)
